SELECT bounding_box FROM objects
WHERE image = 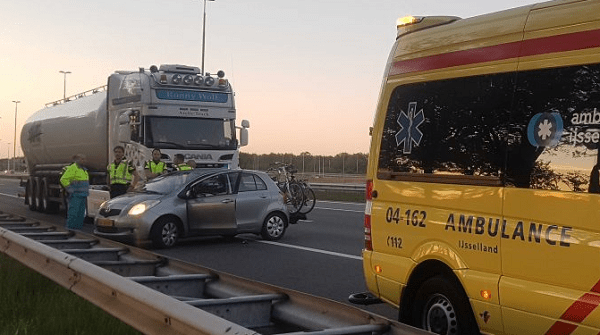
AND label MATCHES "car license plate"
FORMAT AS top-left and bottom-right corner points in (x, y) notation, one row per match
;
(97, 218), (114, 227)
